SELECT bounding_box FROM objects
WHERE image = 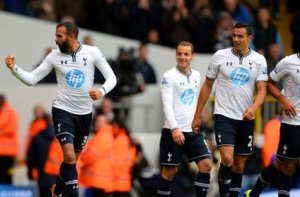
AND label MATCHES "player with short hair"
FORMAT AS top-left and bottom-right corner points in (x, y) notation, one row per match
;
(157, 41), (212, 197)
(5, 21), (117, 197)
(244, 53), (300, 197)
(192, 23), (268, 197)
